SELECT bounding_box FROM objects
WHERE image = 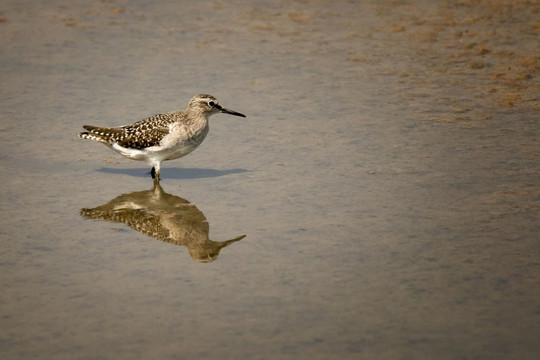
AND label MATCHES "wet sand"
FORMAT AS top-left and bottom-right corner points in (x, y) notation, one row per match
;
(1, 1), (539, 359)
